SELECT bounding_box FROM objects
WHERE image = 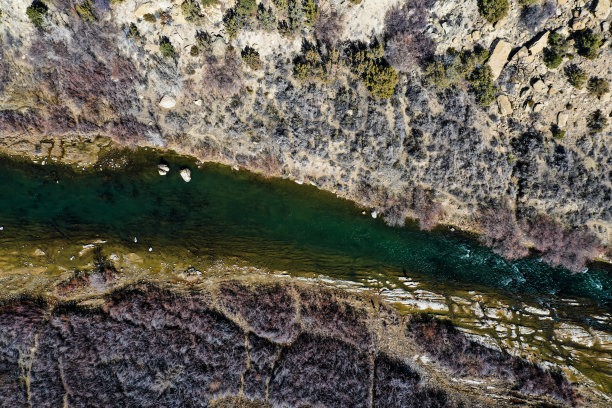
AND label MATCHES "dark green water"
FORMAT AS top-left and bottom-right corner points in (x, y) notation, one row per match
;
(0, 150), (610, 319)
